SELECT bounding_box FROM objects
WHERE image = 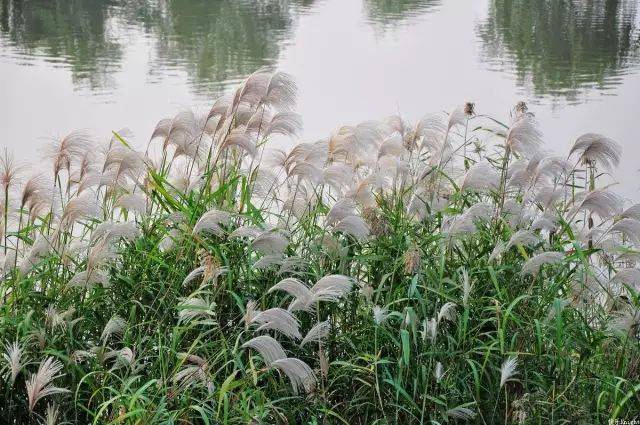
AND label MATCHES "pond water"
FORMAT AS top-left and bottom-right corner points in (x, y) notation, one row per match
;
(1, 0), (639, 198)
